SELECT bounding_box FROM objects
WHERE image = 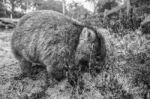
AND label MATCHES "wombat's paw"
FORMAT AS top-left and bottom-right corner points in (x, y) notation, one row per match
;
(19, 93), (29, 99)
(47, 79), (59, 88)
(29, 91), (46, 99)
(29, 75), (37, 81)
